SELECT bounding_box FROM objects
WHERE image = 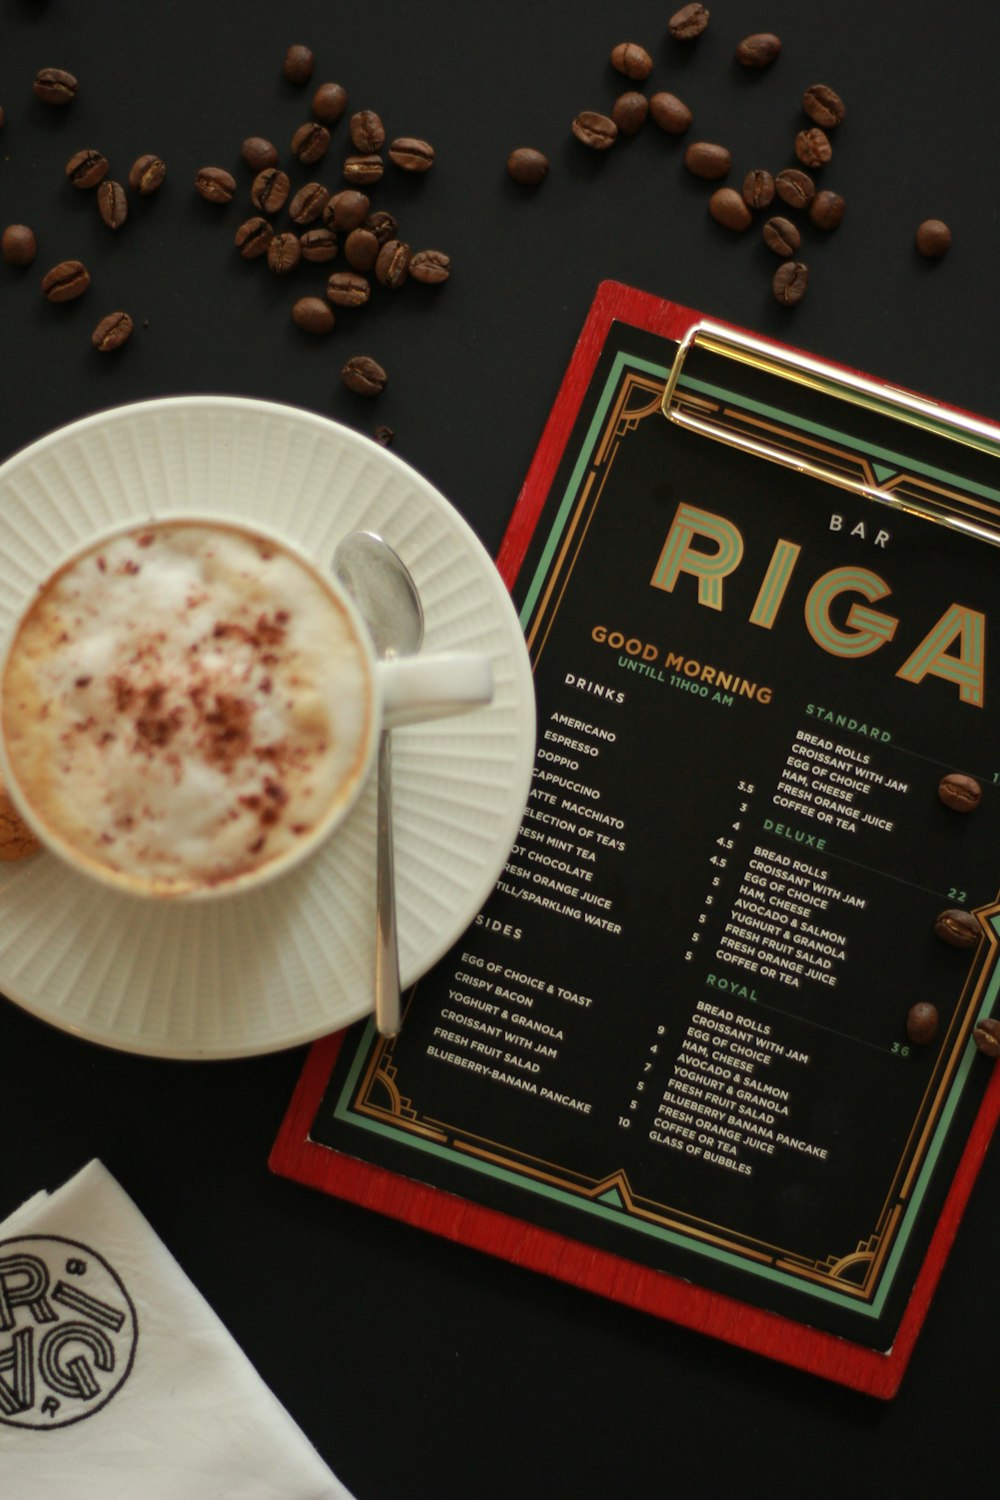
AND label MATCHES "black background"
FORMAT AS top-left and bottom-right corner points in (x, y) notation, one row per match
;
(3, 2), (1000, 1495)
